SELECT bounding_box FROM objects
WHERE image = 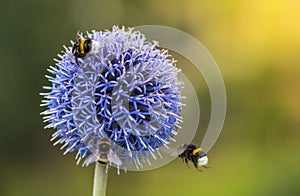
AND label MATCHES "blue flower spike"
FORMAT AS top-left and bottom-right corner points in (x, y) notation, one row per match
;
(40, 26), (183, 173)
